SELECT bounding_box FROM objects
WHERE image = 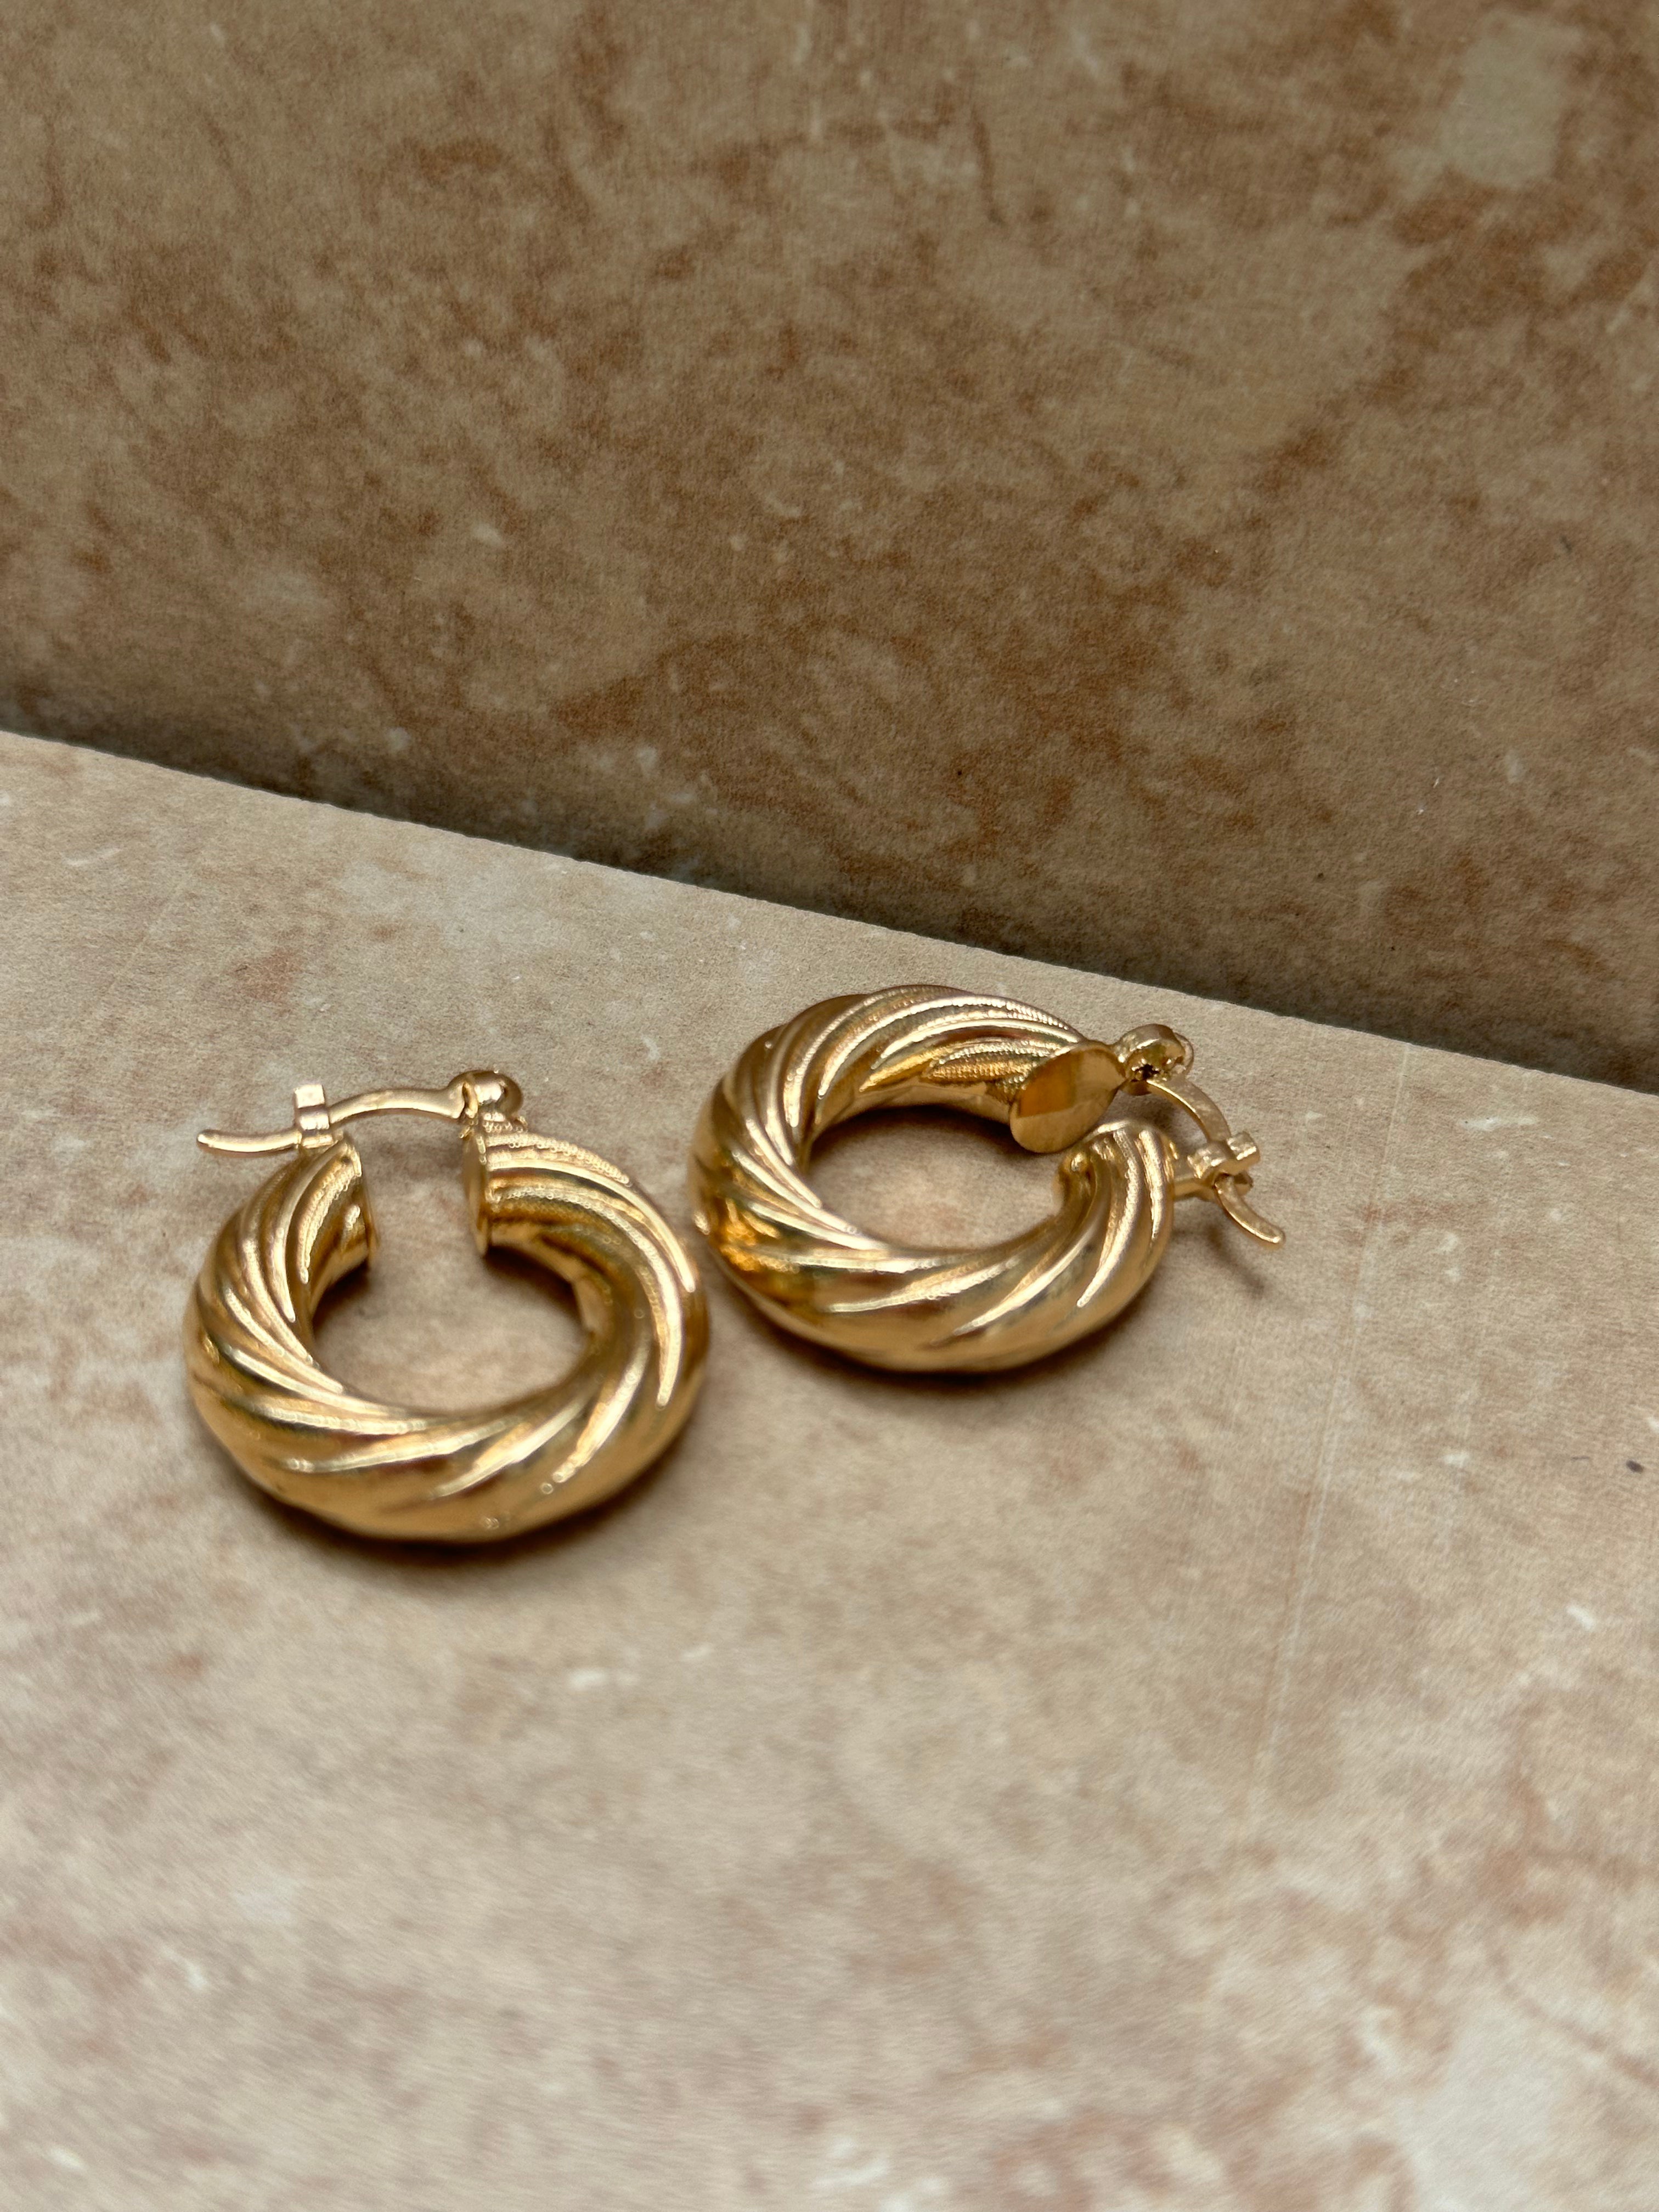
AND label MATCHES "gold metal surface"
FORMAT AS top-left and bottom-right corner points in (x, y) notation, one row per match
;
(185, 1070), (708, 1542)
(690, 985), (1283, 1373)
